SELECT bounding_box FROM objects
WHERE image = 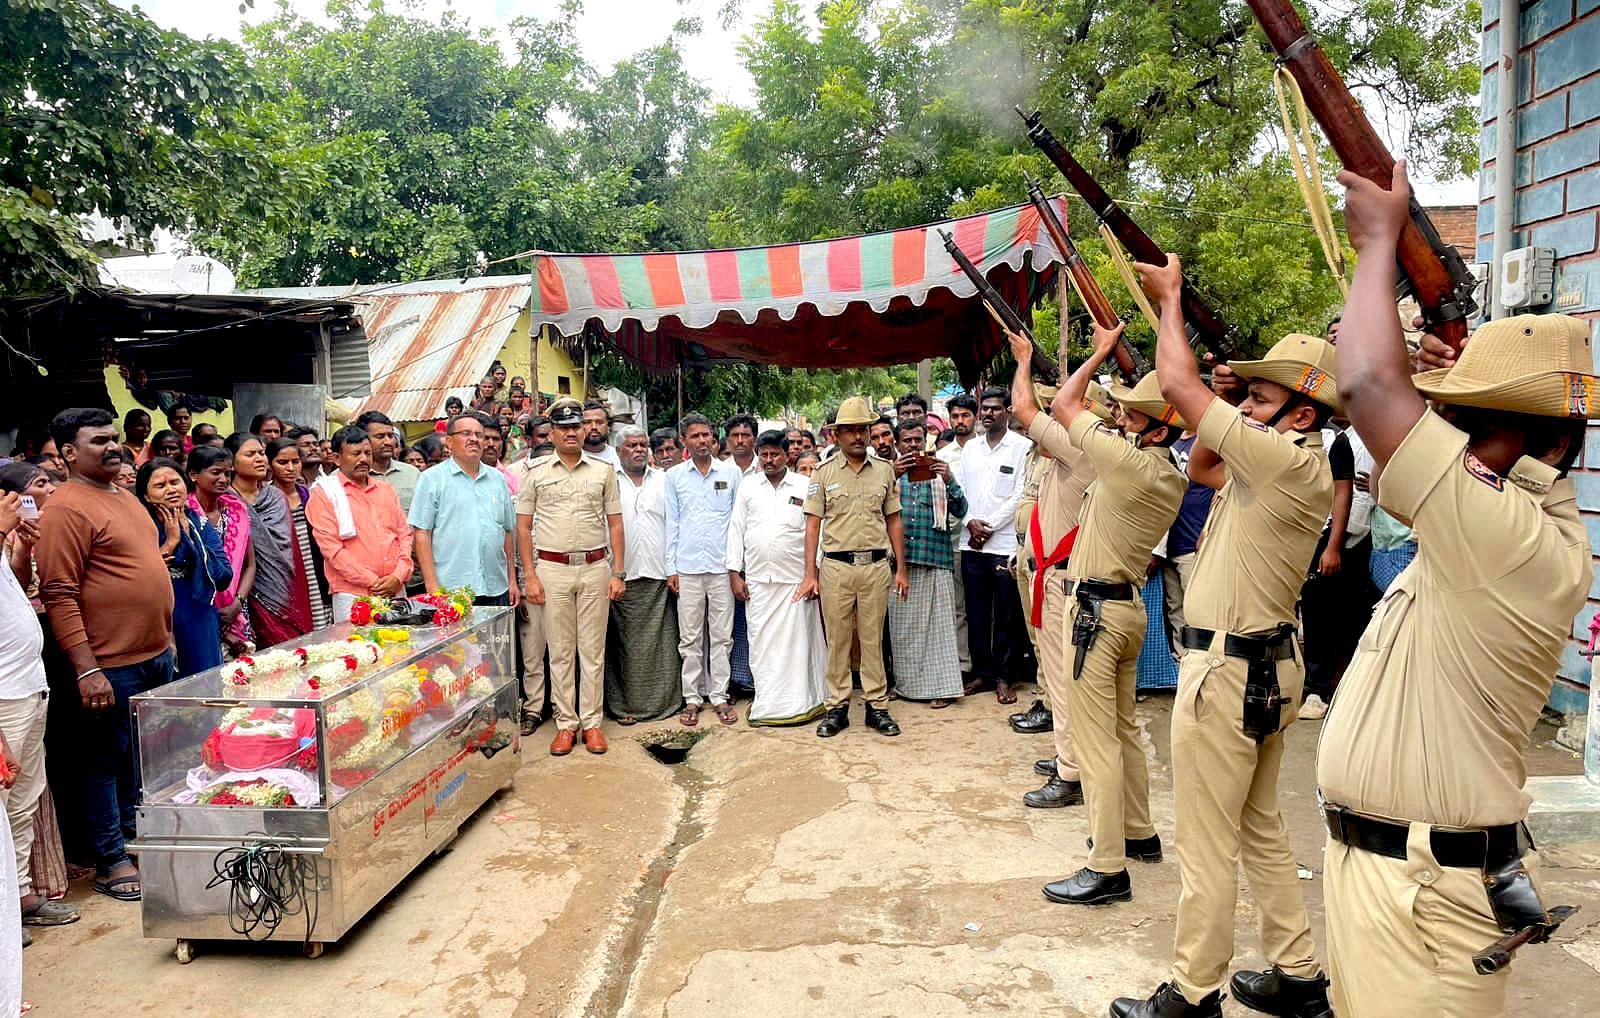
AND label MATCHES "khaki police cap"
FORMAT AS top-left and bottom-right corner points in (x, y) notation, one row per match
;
(1108, 373), (1188, 431)
(1413, 313), (1600, 419)
(834, 396), (877, 426)
(1227, 333), (1342, 414)
(1032, 381), (1113, 423)
(547, 398), (583, 426)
